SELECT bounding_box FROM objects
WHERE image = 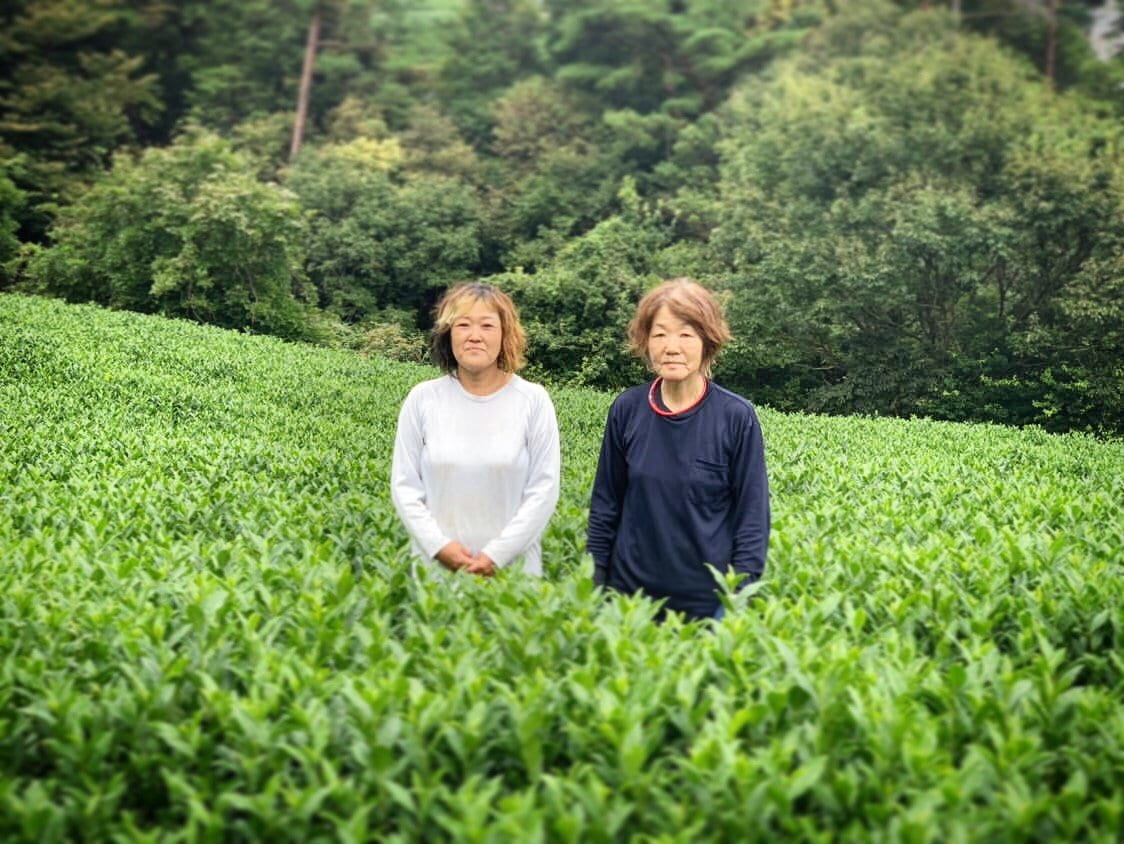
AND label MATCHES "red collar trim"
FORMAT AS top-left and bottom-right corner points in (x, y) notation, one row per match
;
(648, 377), (708, 417)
